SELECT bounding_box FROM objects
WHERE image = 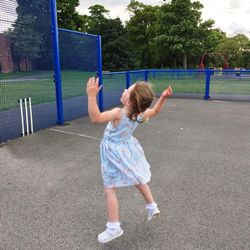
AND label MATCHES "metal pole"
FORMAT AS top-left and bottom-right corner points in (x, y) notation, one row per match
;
(58, 28), (98, 38)
(144, 70), (148, 82)
(19, 99), (25, 136)
(126, 71), (130, 89)
(28, 97), (34, 134)
(204, 69), (211, 100)
(50, 0), (64, 124)
(97, 35), (103, 112)
(24, 98), (29, 135)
